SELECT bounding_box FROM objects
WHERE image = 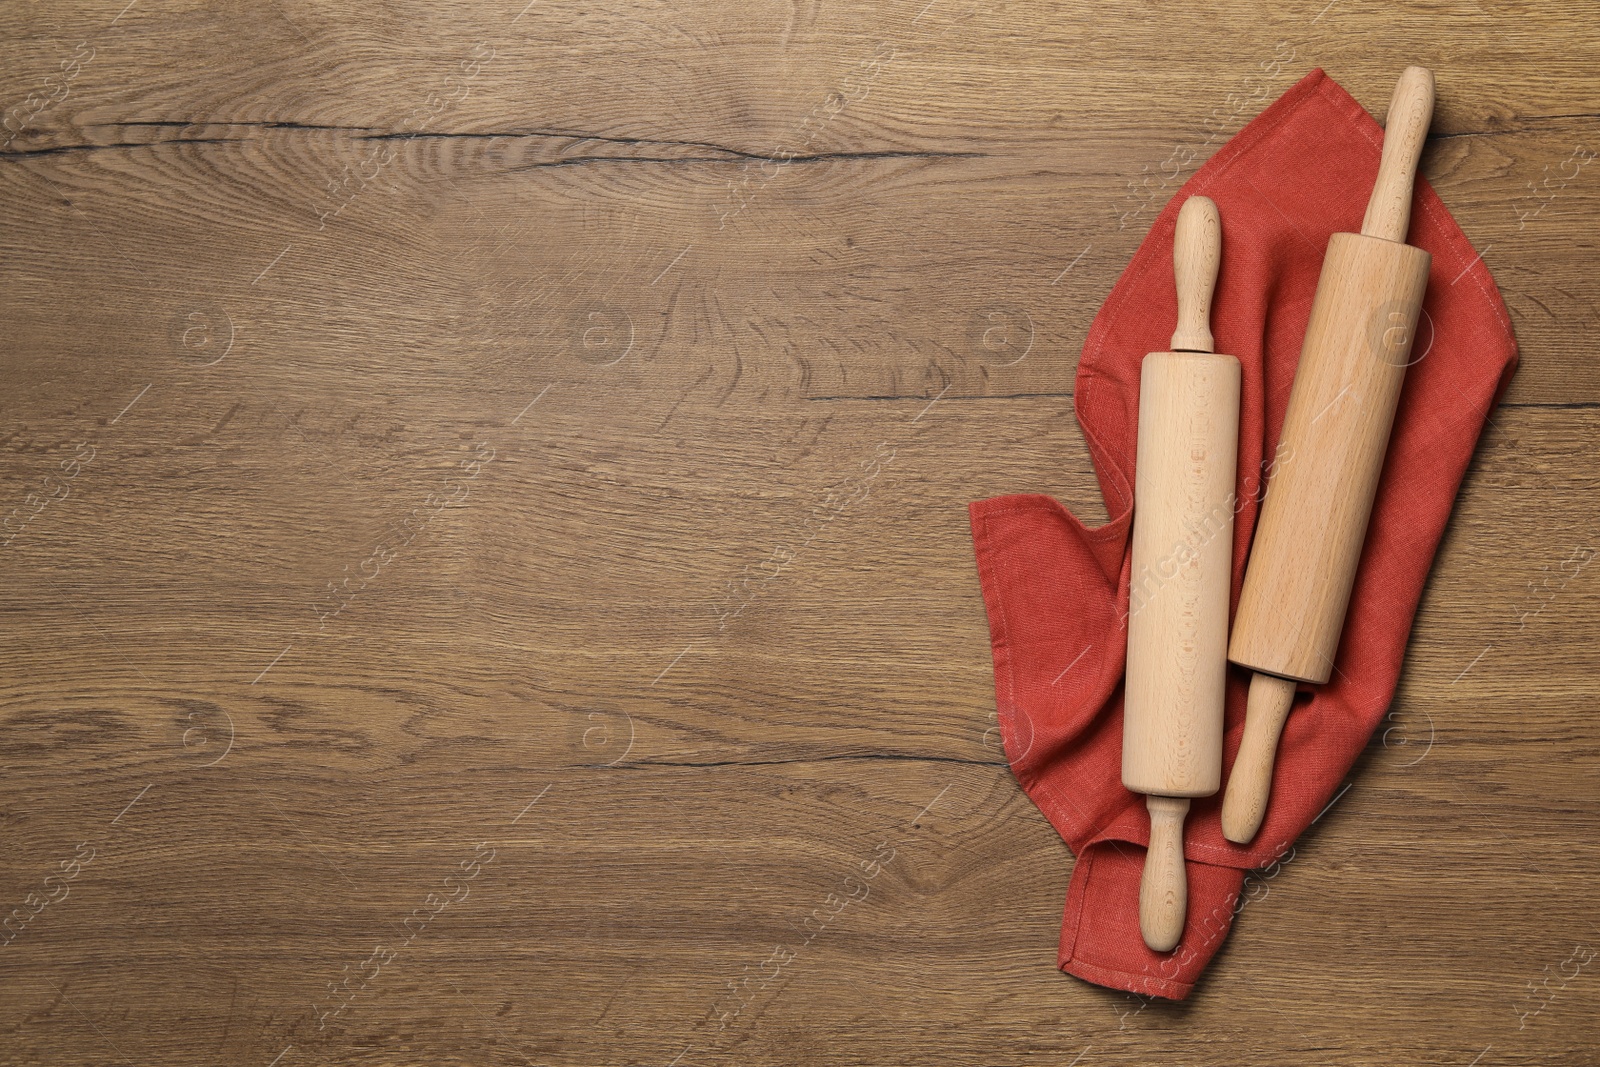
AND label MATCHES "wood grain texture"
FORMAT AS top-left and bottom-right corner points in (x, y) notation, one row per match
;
(1168, 195), (1222, 354)
(1220, 670), (1299, 844)
(1229, 232), (1432, 685)
(1124, 197), (1233, 950)
(1123, 353), (1237, 799)
(1226, 66), (1435, 841)
(1, 2), (1597, 1065)
(1361, 65), (1435, 243)
(1139, 795), (1191, 954)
